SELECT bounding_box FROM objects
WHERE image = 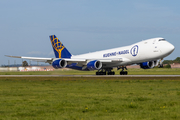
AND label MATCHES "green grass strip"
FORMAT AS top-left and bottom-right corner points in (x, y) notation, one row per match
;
(0, 77), (180, 119)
